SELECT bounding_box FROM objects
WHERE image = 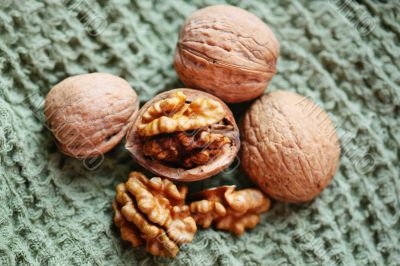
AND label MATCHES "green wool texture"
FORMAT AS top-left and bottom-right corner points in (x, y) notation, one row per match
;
(0, 0), (399, 265)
